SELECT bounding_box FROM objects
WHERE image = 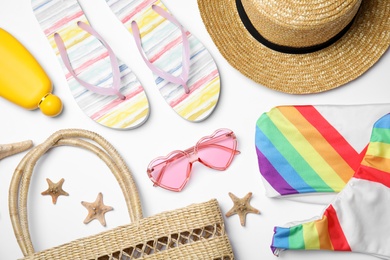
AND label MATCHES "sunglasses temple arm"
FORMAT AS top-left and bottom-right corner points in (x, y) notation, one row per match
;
(151, 143), (239, 170)
(149, 152), (186, 169)
(198, 133), (234, 146)
(149, 132), (239, 181)
(155, 133), (237, 162)
(197, 143), (240, 154)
